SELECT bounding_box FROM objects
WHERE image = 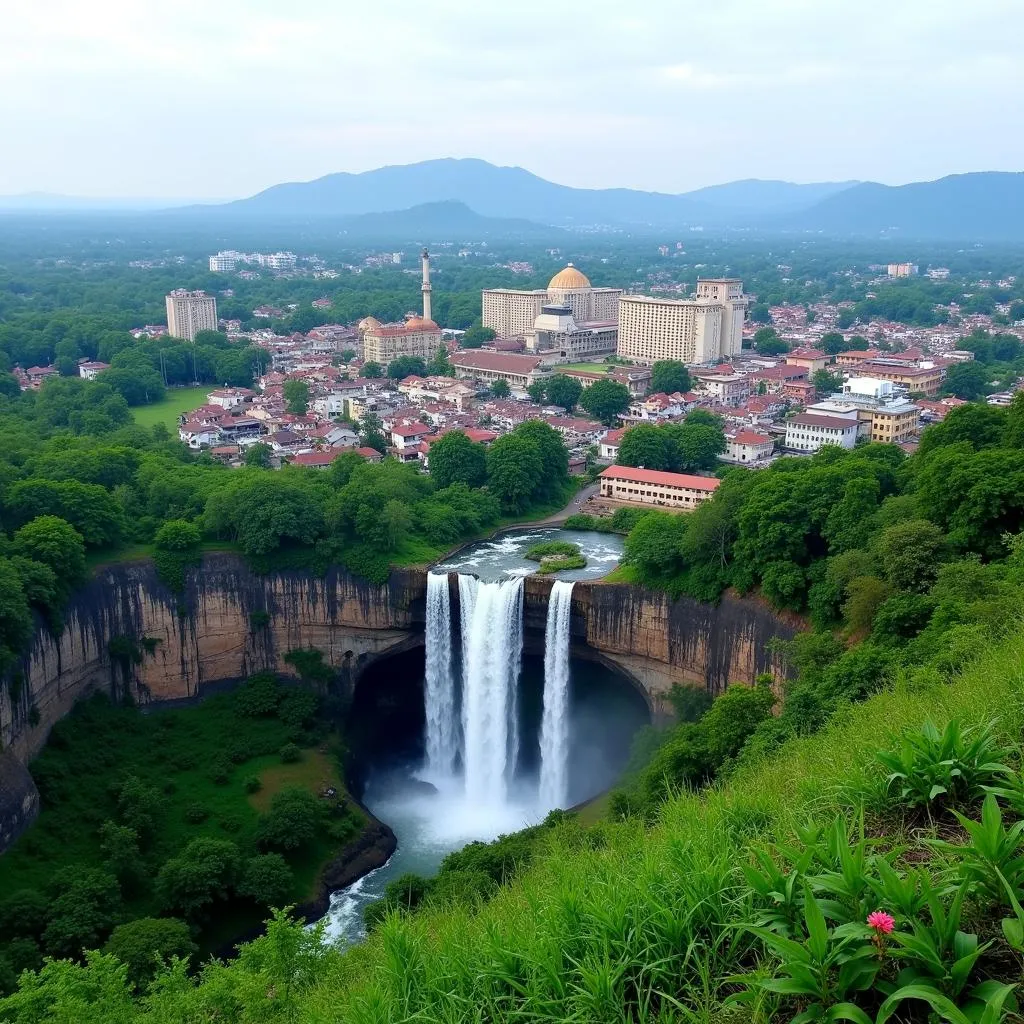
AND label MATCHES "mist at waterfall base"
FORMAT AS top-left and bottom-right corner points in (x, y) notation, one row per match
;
(327, 573), (648, 945)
